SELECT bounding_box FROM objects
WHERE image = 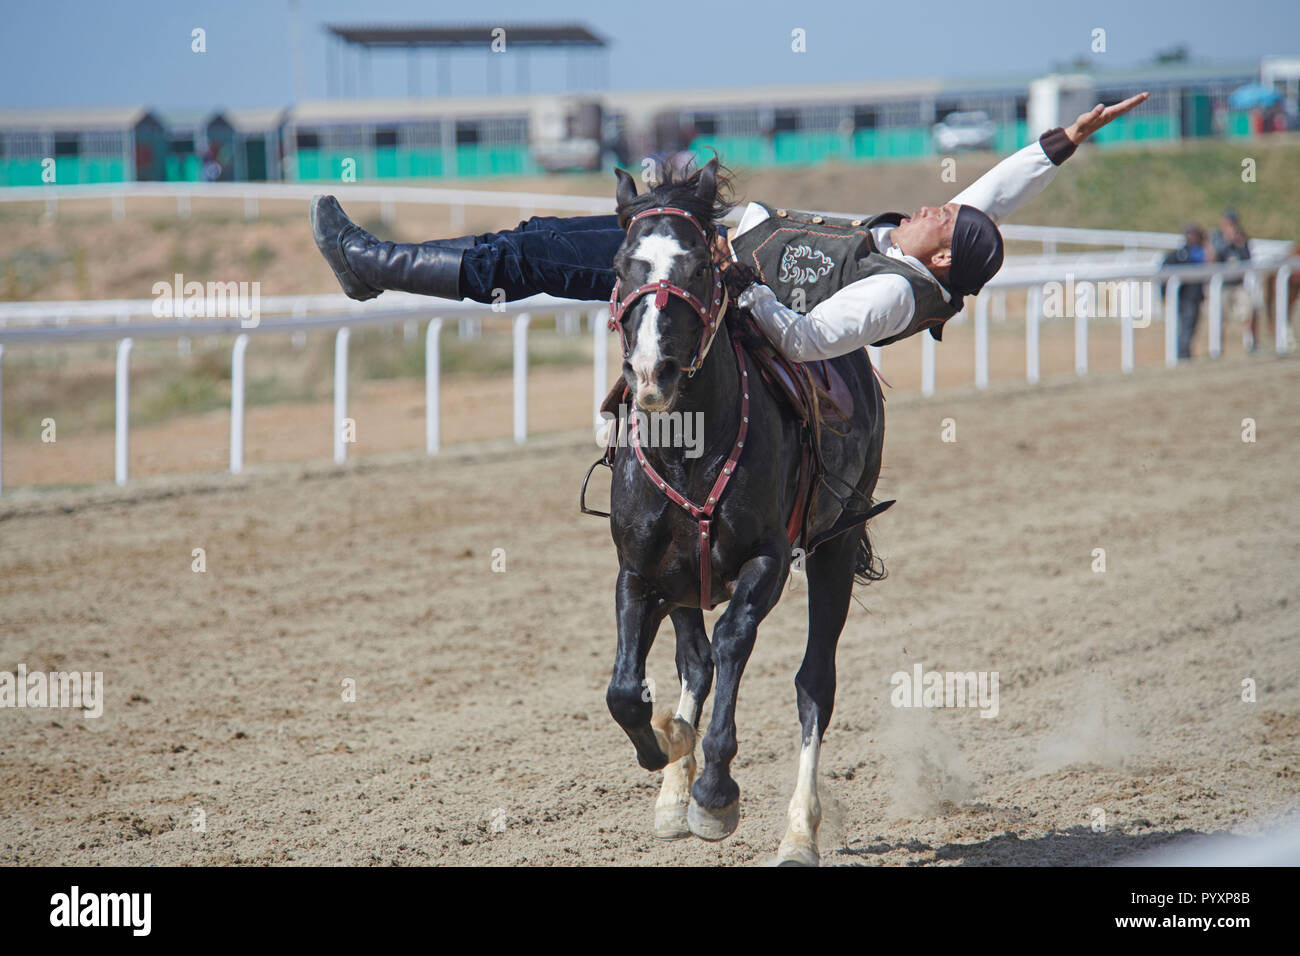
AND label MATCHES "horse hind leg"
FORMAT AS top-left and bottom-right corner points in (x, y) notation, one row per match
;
(777, 530), (858, 866)
(654, 608), (714, 839)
